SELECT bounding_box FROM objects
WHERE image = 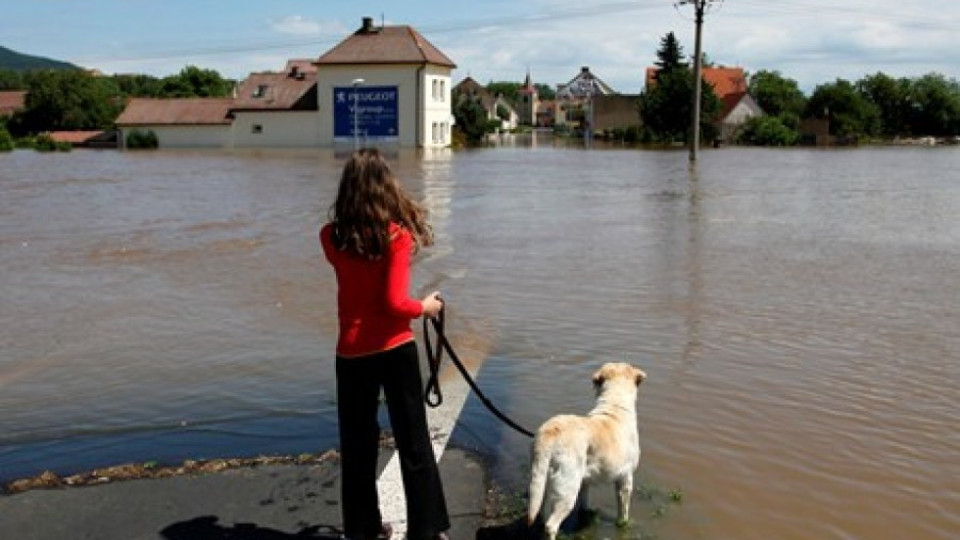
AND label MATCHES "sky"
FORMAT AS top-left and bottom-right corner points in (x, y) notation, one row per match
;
(2, 0), (959, 94)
